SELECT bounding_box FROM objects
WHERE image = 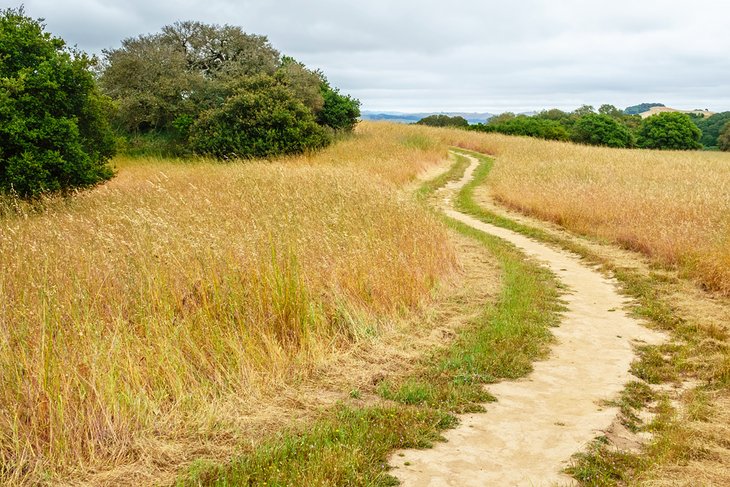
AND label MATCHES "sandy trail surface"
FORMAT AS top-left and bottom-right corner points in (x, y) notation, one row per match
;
(391, 153), (664, 486)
